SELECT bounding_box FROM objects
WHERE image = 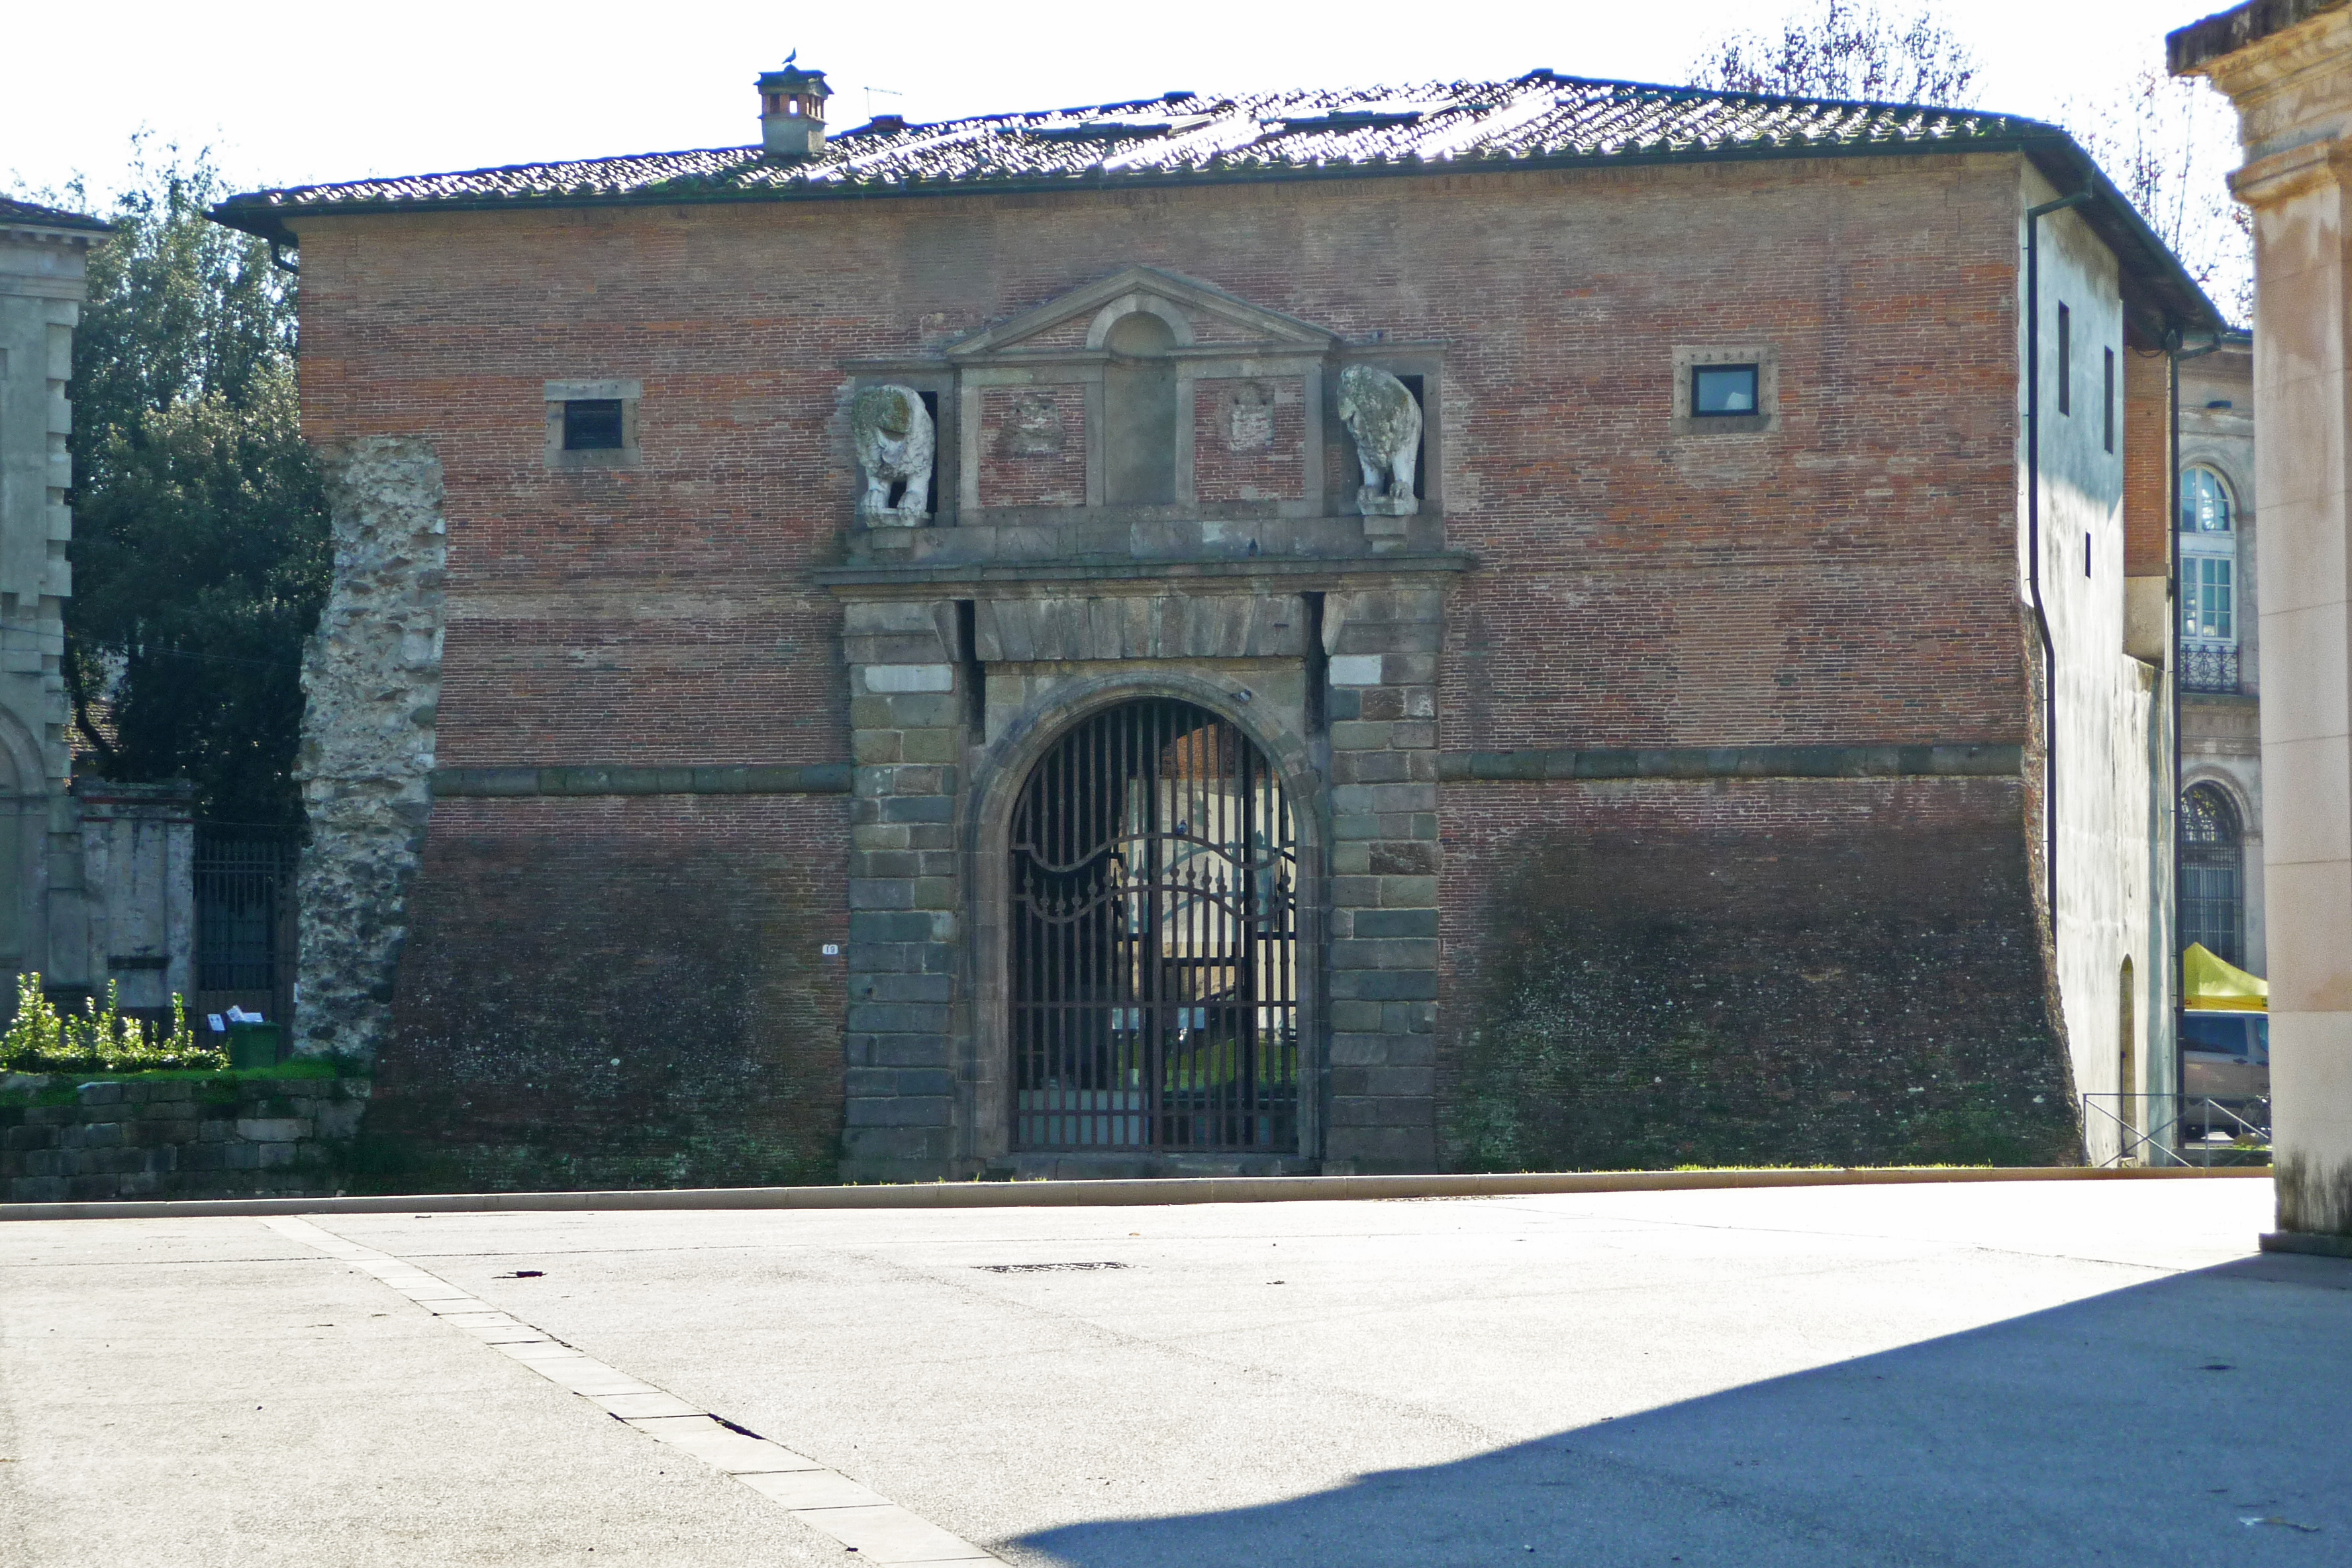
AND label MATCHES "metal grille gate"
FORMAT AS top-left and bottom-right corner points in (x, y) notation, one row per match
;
(193, 829), (299, 1027)
(1010, 699), (1299, 1153)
